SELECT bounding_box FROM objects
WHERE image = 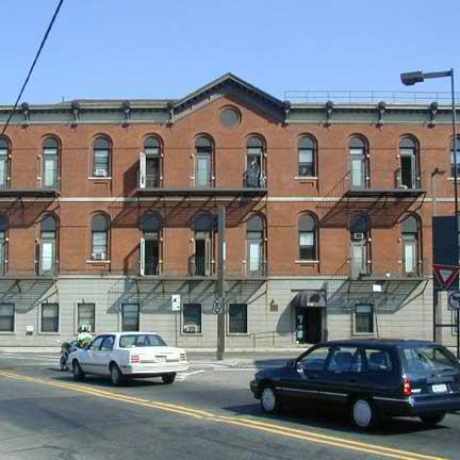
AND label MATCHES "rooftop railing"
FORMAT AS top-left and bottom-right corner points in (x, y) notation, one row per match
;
(284, 90), (460, 105)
